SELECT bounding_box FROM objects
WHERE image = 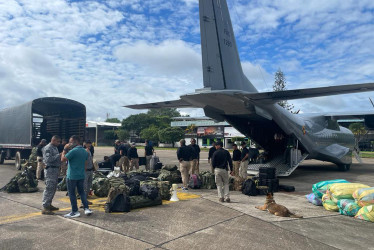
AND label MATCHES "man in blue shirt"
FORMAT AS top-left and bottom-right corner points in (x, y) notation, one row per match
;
(61, 135), (92, 218)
